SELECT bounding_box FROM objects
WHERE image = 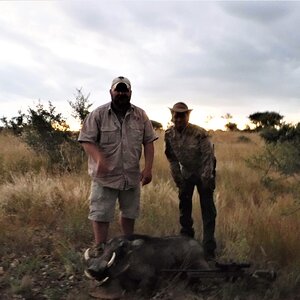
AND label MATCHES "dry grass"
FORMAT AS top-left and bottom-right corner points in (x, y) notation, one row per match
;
(0, 133), (45, 183)
(0, 130), (299, 299)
